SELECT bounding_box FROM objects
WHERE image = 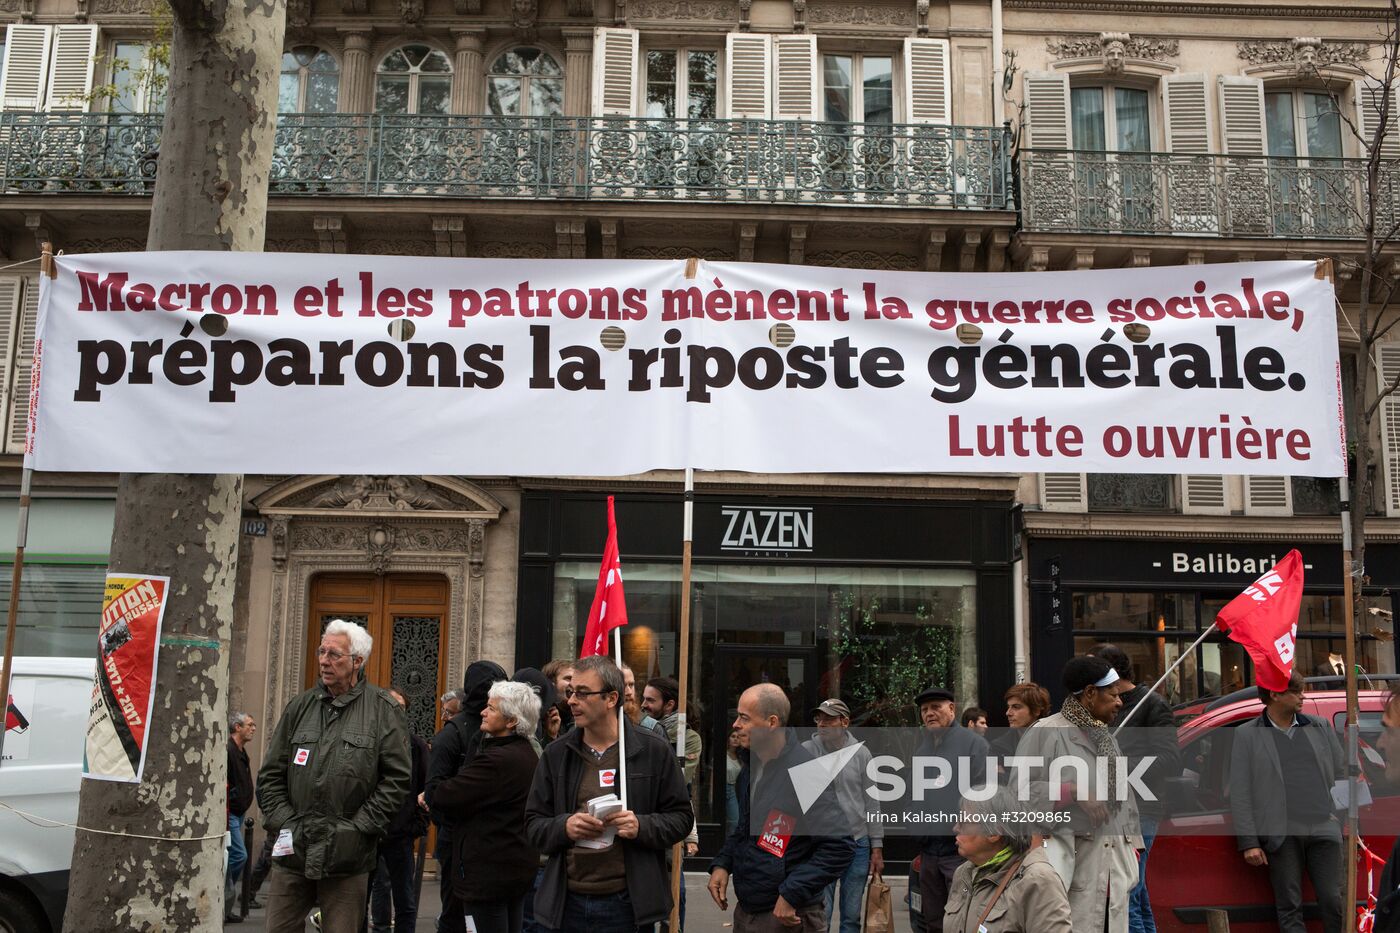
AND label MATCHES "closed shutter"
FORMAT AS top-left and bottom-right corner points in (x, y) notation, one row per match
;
(771, 35), (817, 121)
(1180, 475), (1229, 514)
(1039, 473), (1087, 511)
(725, 33), (770, 119)
(1355, 79), (1400, 160)
(0, 278), (22, 450)
(5, 277), (38, 454)
(1218, 76), (1266, 155)
(904, 38), (950, 125)
(592, 27), (638, 117)
(1243, 476), (1292, 516)
(1023, 71), (1071, 149)
(45, 25), (98, 112)
(1163, 74), (1211, 153)
(1379, 343), (1400, 515)
(0, 25), (52, 112)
